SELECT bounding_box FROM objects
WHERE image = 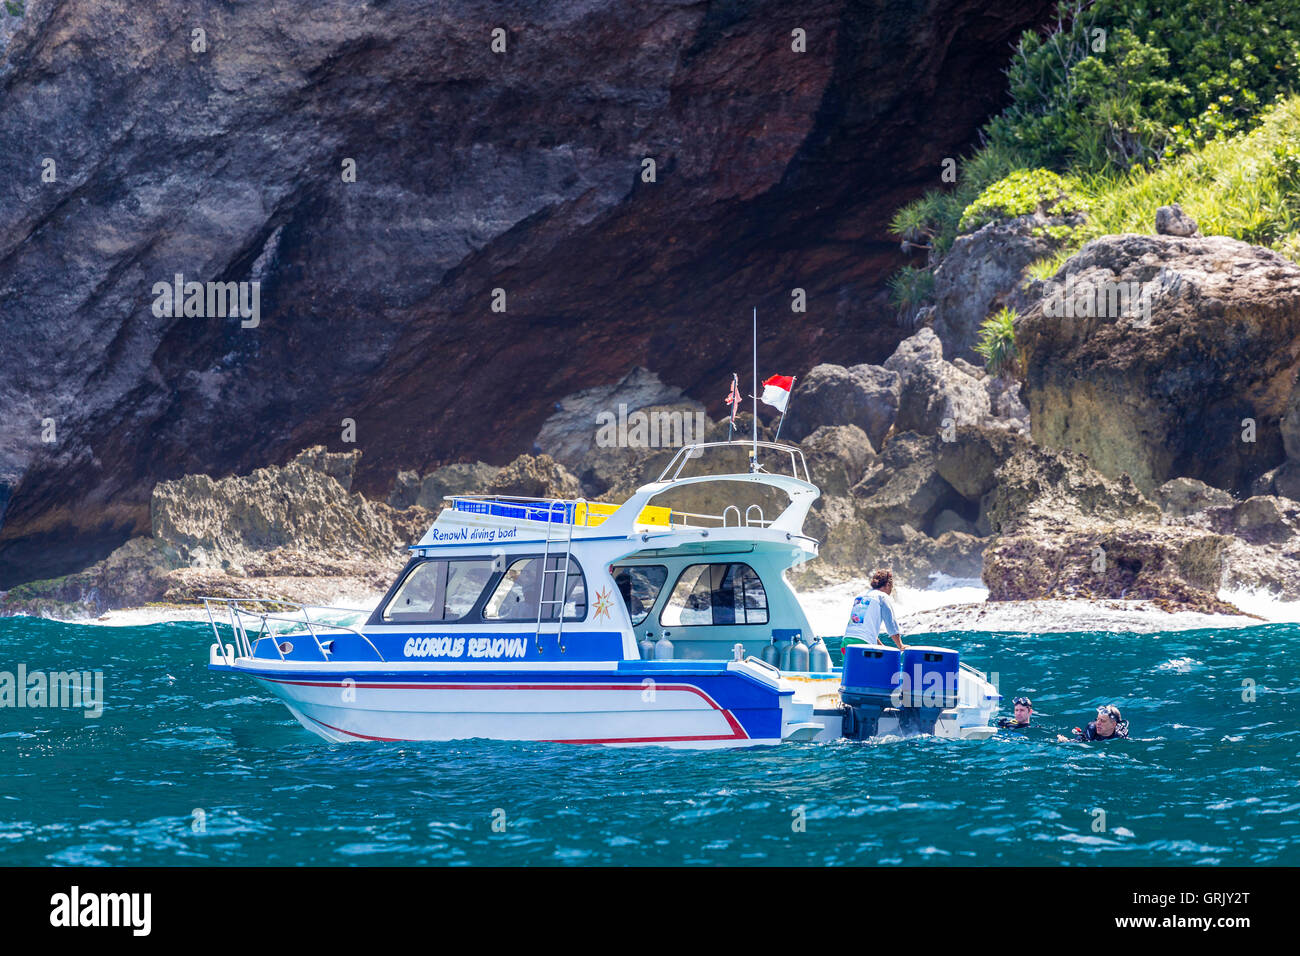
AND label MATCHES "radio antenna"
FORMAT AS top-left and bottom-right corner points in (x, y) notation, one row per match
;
(751, 307), (758, 473)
